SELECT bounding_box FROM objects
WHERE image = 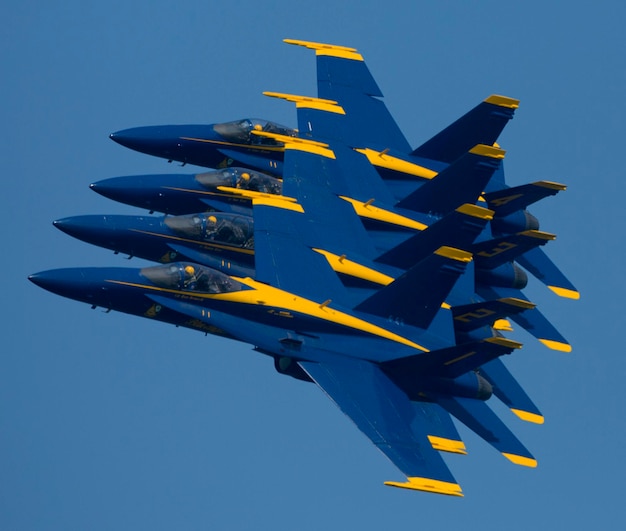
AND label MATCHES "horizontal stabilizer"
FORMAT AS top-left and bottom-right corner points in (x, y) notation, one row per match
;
(376, 204), (493, 270)
(479, 286), (571, 352)
(483, 181), (567, 217)
(396, 145), (504, 217)
(383, 336), (521, 382)
(166, 244), (255, 278)
(412, 95), (518, 164)
(517, 247), (580, 299)
(473, 230), (555, 270)
(479, 358), (544, 424)
(298, 358), (462, 496)
(452, 297), (535, 333)
(436, 395), (537, 467)
(355, 247), (472, 329)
